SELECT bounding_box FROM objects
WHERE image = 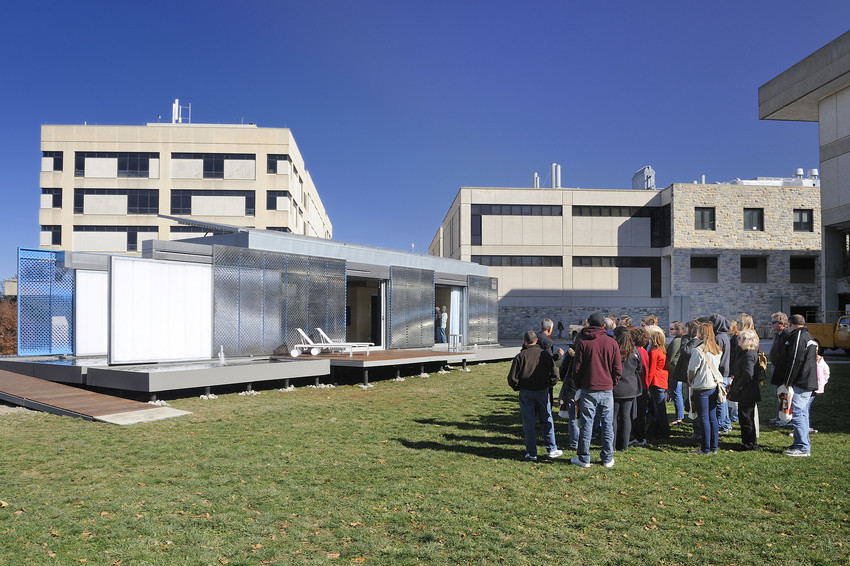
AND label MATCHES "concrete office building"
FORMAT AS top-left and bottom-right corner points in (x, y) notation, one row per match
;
(39, 122), (332, 256)
(430, 173), (821, 338)
(759, 30), (850, 317)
